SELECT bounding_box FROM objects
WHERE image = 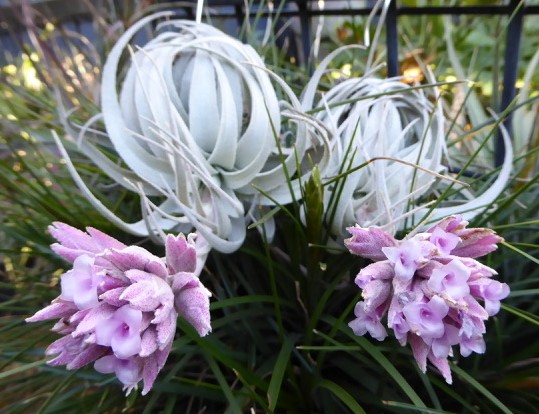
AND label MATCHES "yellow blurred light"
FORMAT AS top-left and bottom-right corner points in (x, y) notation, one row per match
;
(17, 150), (27, 157)
(515, 79), (524, 89)
(3, 64), (17, 75)
(45, 22), (55, 32)
(445, 75), (457, 83)
(331, 63), (352, 80)
(7, 114), (18, 121)
(402, 66), (422, 83)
